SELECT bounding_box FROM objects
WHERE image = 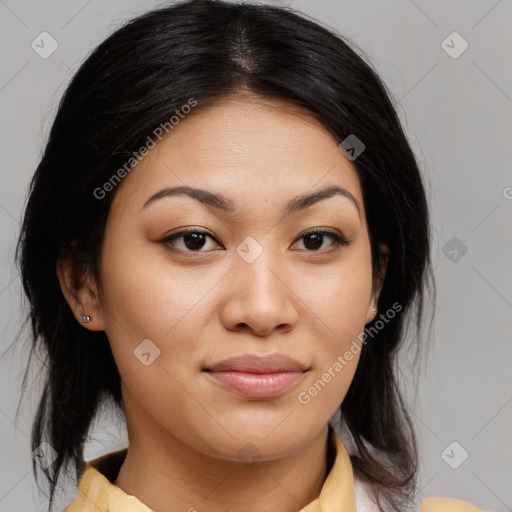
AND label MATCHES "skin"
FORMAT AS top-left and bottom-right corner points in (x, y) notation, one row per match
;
(58, 93), (388, 512)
